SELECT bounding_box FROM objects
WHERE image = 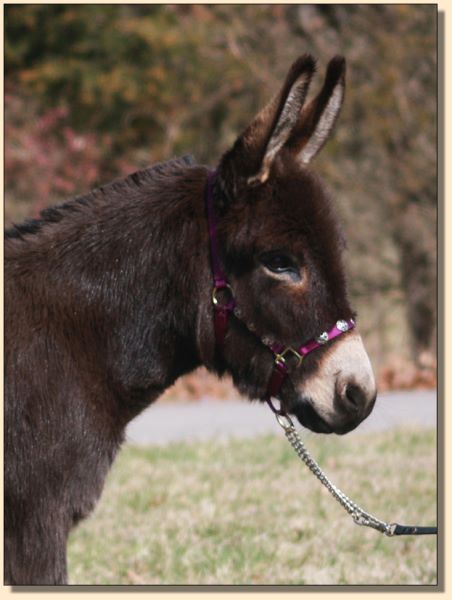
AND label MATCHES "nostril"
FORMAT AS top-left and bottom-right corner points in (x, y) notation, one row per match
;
(343, 383), (365, 412)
